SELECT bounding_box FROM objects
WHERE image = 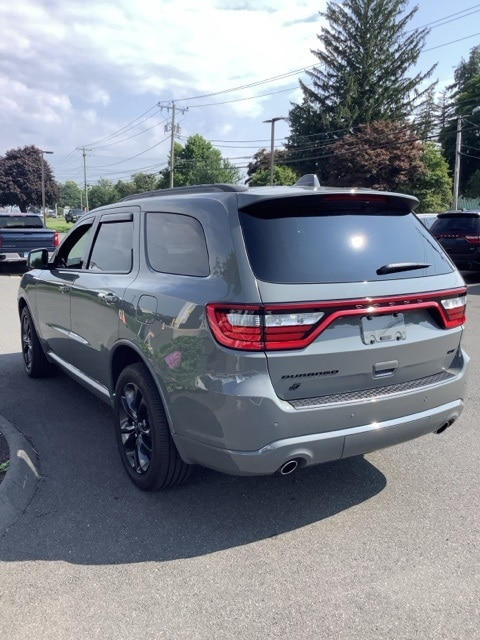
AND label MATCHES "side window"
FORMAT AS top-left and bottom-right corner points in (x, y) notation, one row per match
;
(146, 212), (209, 276)
(87, 220), (133, 273)
(55, 224), (93, 270)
